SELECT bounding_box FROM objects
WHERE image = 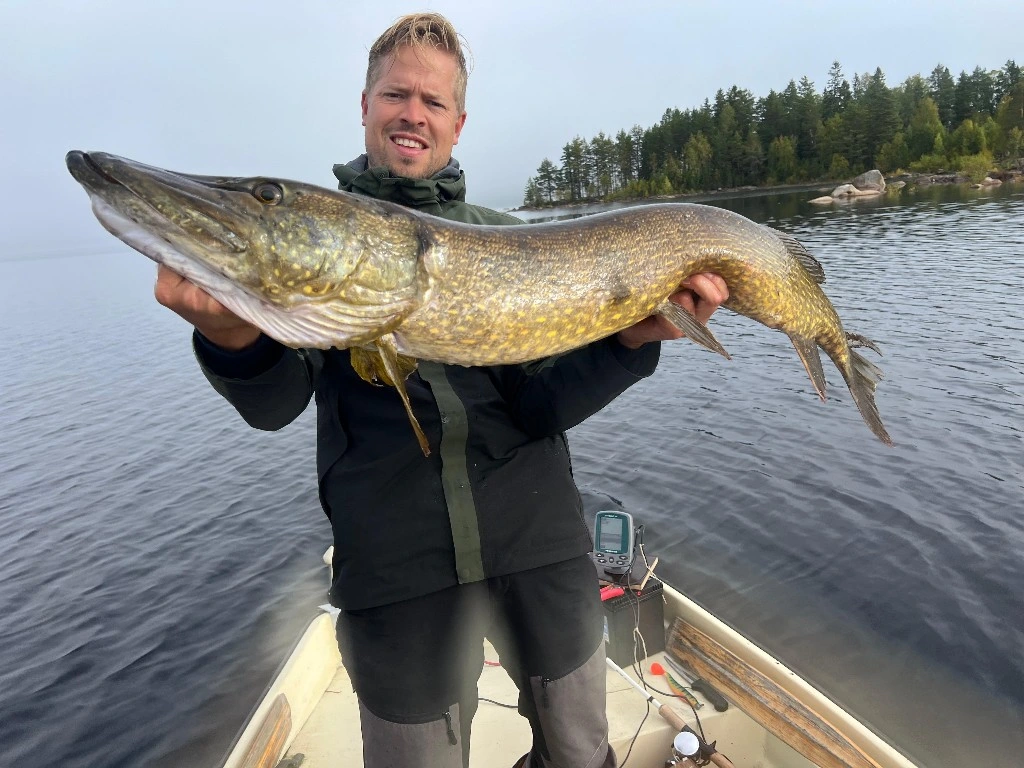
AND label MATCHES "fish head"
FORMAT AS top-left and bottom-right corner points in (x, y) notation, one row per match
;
(66, 151), (424, 347)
